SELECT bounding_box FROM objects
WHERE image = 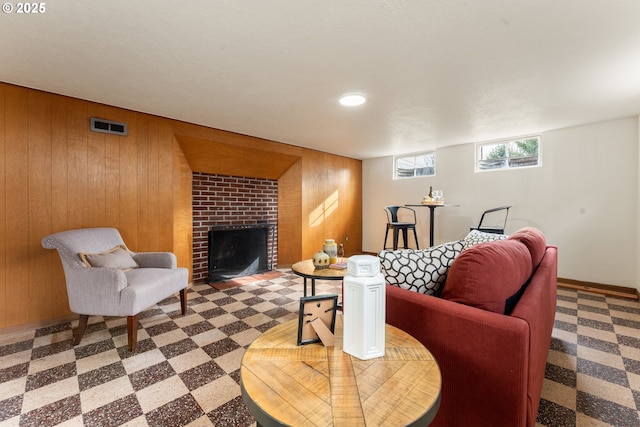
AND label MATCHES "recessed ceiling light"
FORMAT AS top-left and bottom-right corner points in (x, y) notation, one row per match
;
(339, 93), (367, 106)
